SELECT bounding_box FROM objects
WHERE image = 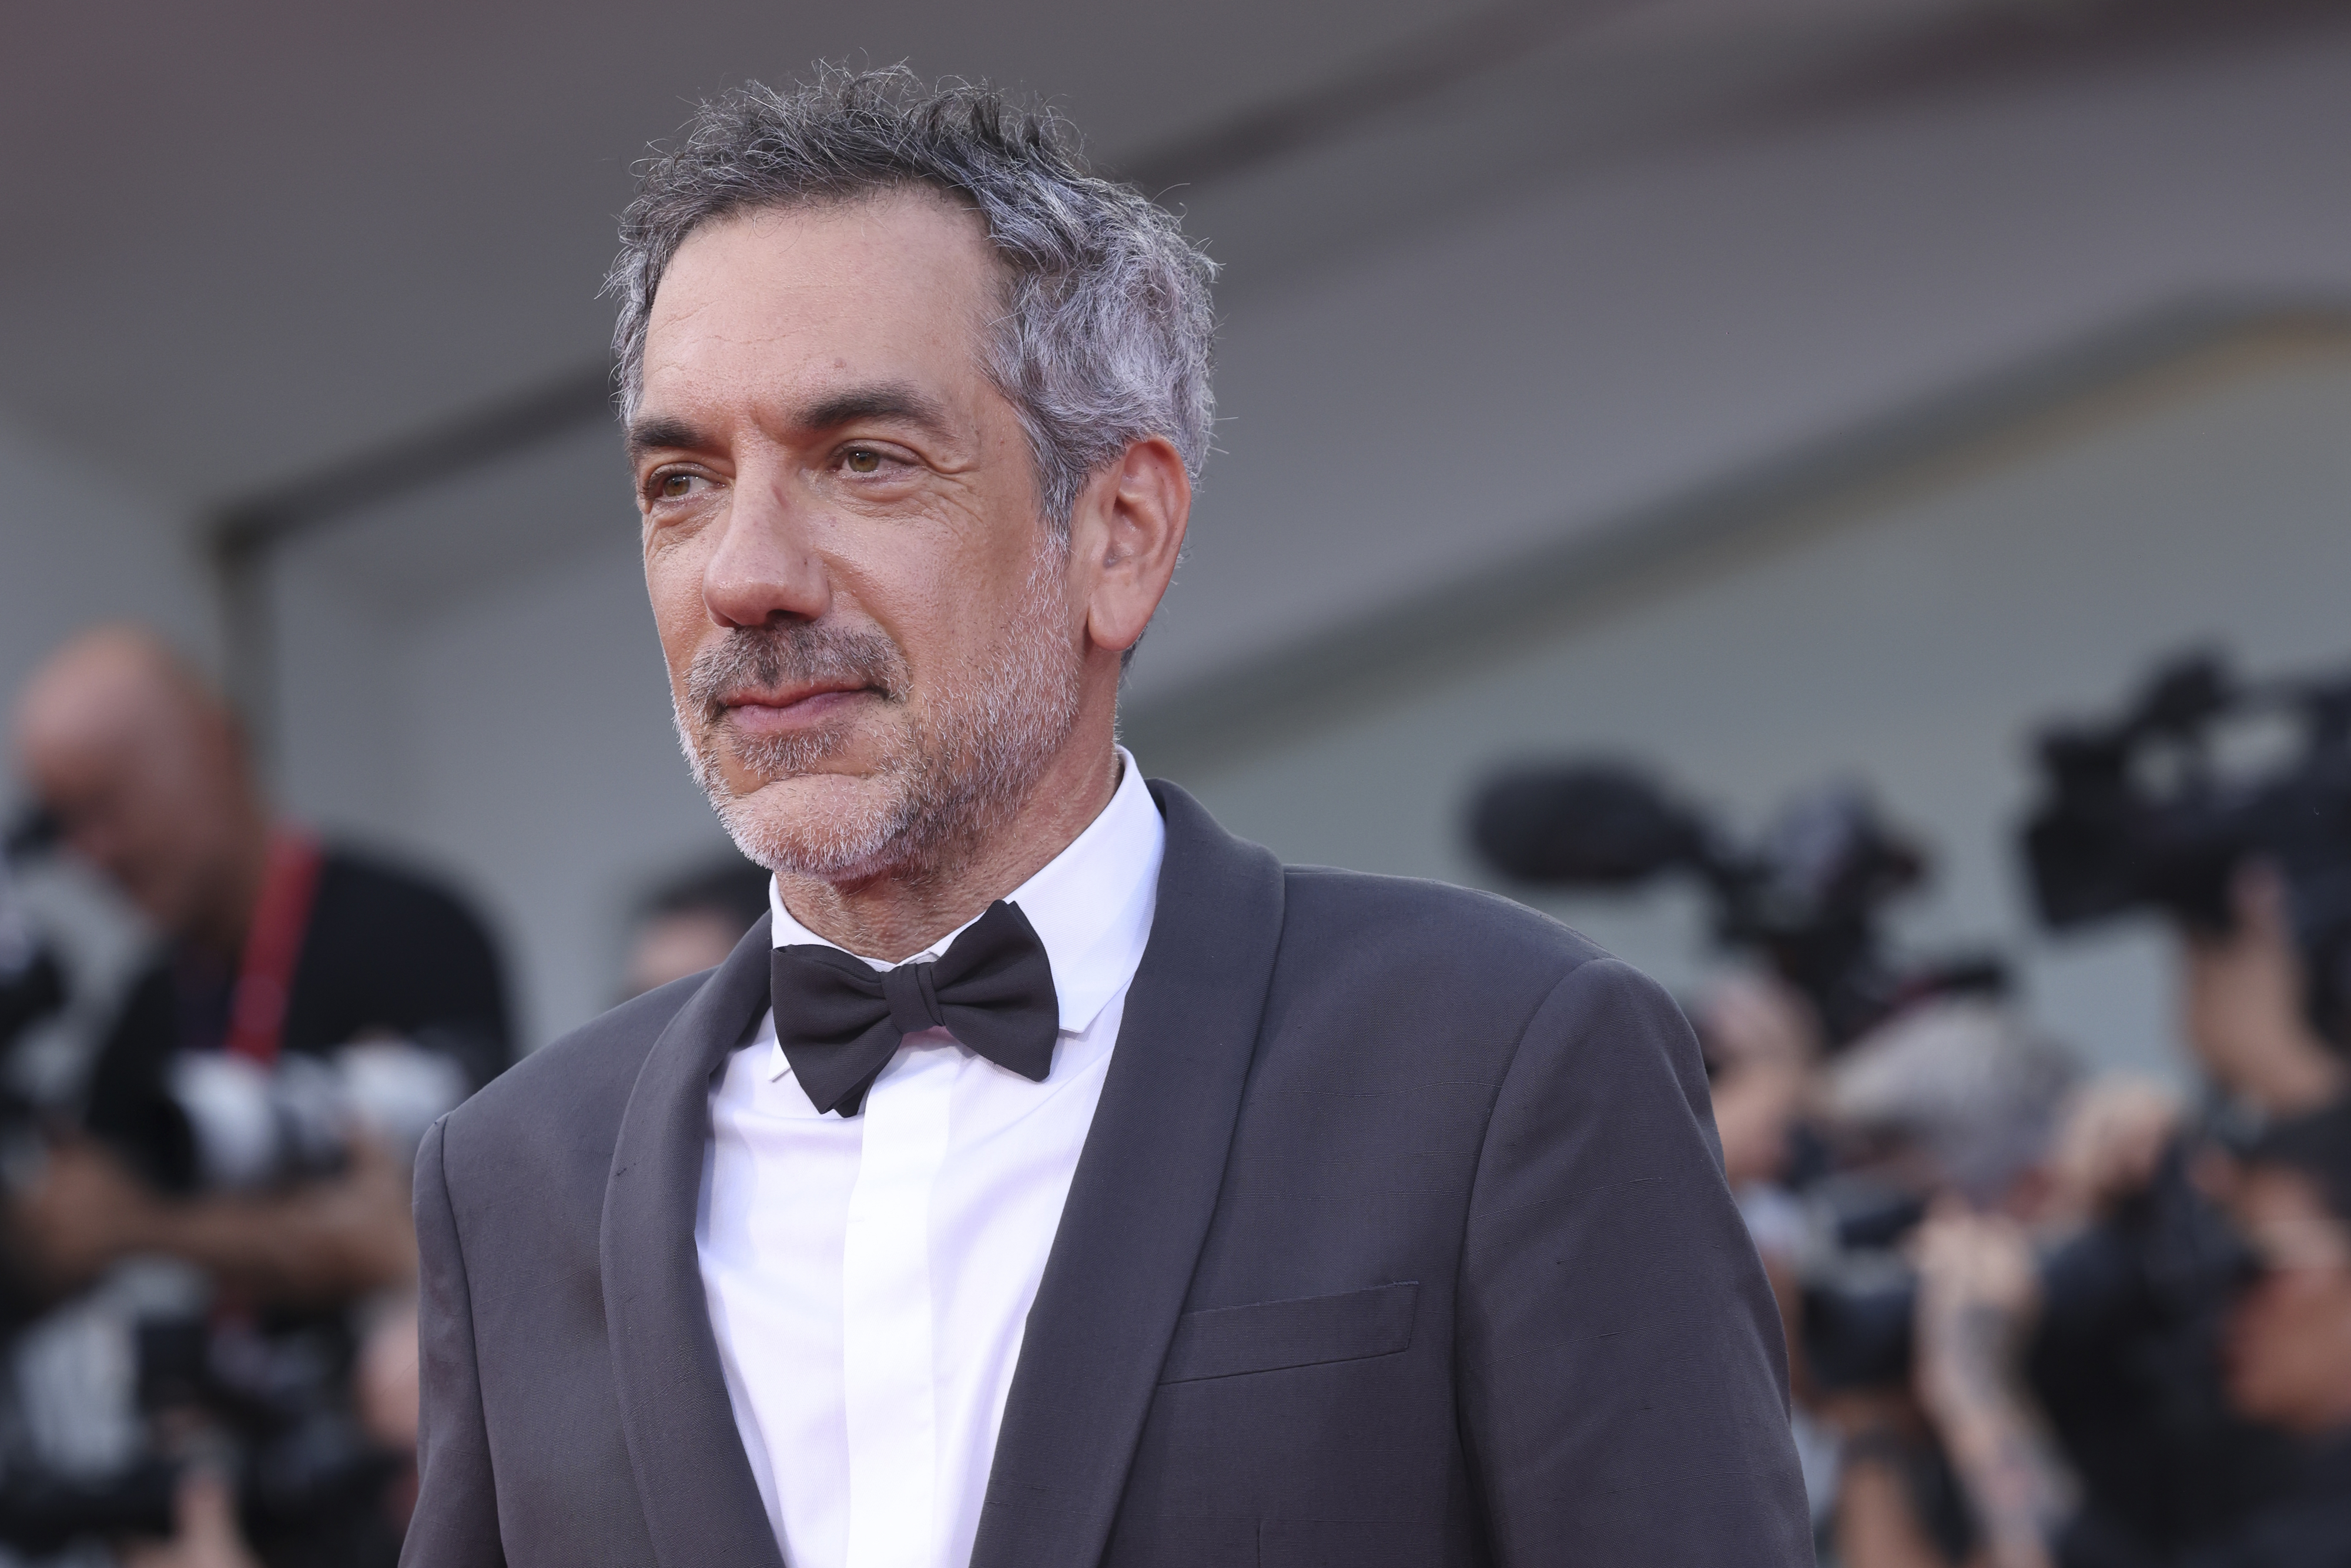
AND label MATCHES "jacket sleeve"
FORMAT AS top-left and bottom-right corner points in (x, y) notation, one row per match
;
(401, 1115), (507, 1568)
(1456, 956), (1812, 1566)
